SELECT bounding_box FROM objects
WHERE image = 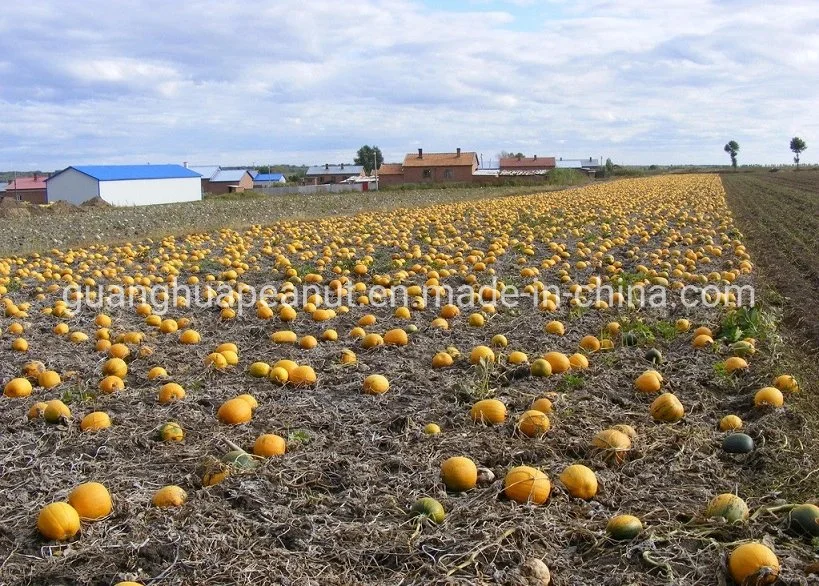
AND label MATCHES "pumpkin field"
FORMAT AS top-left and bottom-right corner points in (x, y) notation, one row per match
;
(1, 174), (817, 585)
